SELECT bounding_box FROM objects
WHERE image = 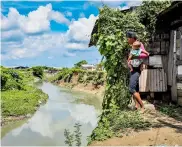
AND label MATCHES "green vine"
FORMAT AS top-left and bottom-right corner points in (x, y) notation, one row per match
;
(88, 1), (171, 143)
